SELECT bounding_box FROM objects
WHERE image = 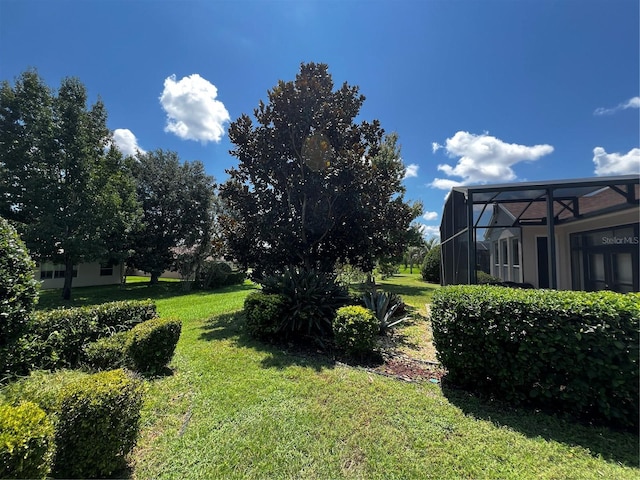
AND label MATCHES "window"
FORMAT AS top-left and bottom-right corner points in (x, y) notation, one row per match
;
(500, 239), (509, 280)
(40, 263), (77, 280)
(511, 238), (521, 282)
(100, 263), (114, 276)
